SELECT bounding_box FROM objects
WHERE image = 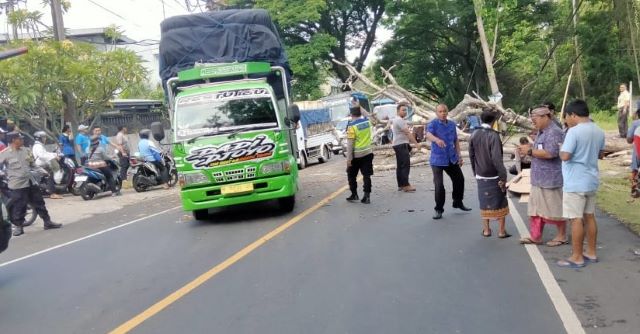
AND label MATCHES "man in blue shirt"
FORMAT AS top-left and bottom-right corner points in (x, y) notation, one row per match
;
(75, 125), (90, 165)
(558, 99), (605, 269)
(425, 104), (471, 219)
(138, 129), (169, 189)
